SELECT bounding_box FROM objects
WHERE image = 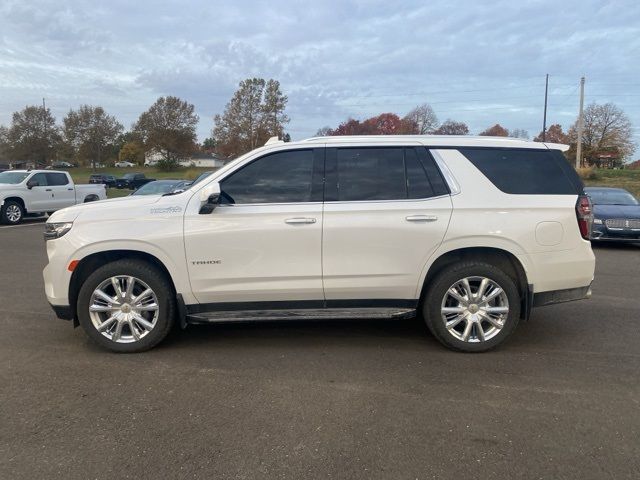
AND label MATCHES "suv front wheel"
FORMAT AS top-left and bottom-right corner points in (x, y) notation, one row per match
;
(423, 262), (520, 352)
(77, 259), (175, 352)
